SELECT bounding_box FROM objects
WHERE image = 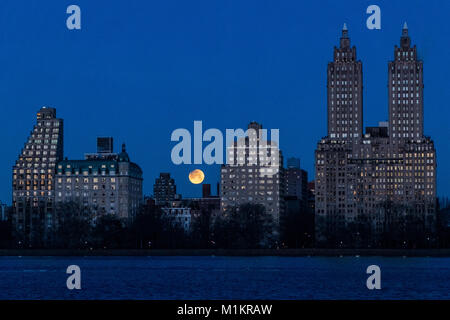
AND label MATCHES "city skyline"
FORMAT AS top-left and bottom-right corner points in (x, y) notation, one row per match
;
(0, 1), (450, 203)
